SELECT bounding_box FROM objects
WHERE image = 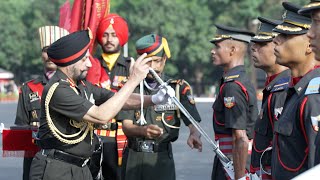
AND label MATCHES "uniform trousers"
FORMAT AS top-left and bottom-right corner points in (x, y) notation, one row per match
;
(121, 145), (175, 180)
(29, 151), (92, 180)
